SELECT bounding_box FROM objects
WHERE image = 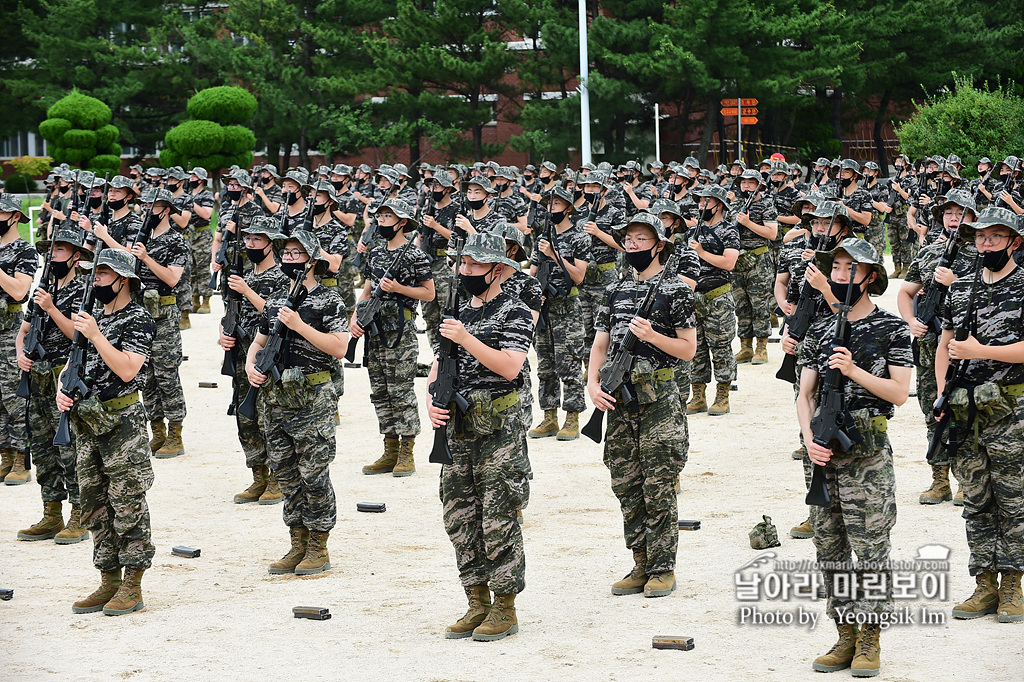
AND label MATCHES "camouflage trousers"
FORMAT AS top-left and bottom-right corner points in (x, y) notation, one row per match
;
(673, 359), (692, 410)
(888, 208), (918, 266)
(259, 384), (338, 533)
(191, 227), (215, 299)
(535, 294), (586, 413)
(731, 252), (775, 339)
(75, 401), (155, 571)
(692, 289), (737, 385)
(0, 327), (28, 452)
(176, 254), (193, 314)
(322, 283), (348, 400)
(29, 363), (78, 504)
(951, 393), (1024, 574)
(367, 324), (420, 438)
(142, 308), (186, 424)
(441, 407), (530, 594)
(865, 213), (888, 264)
(231, 337), (267, 468)
(809, 440), (897, 618)
(604, 379), (688, 573)
(422, 255), (453, 352)
(914, 333), (944, 463)
(579, 265), (618, 350)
